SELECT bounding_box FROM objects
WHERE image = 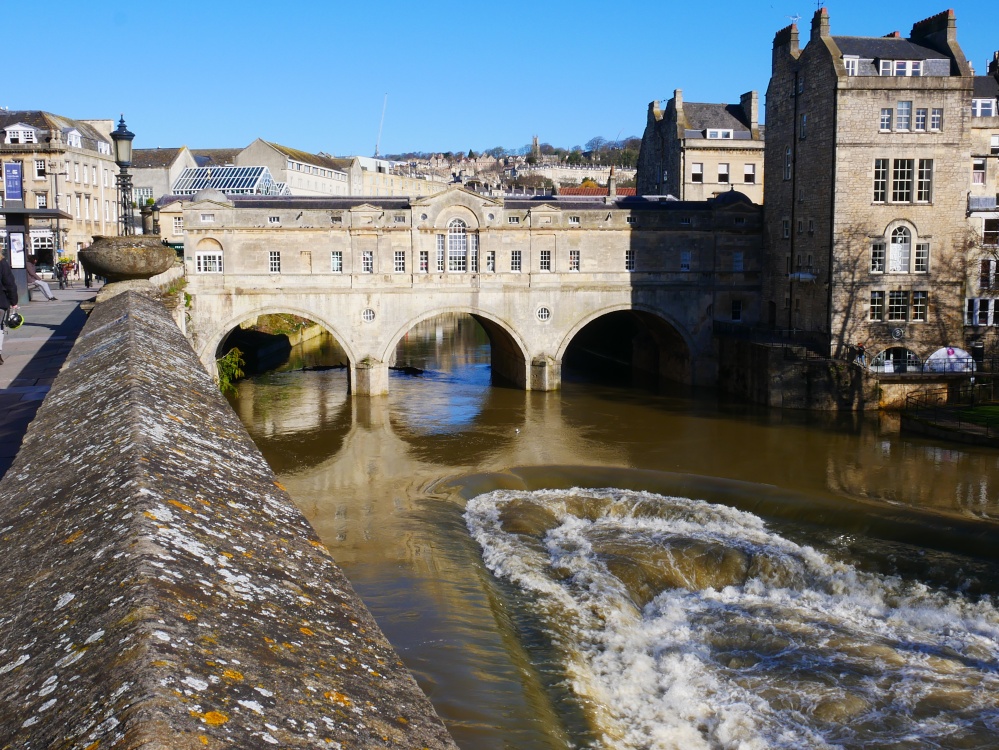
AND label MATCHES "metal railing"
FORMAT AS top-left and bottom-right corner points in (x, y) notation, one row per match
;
(904, 383), (999, 439)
